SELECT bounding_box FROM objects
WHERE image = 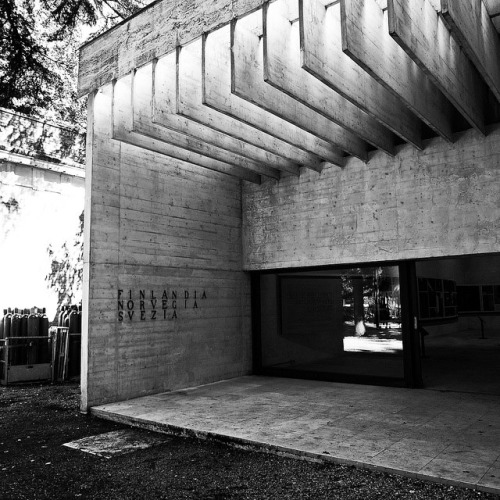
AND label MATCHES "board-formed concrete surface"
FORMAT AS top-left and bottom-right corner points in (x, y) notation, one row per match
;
(91, 376), (500, 495)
